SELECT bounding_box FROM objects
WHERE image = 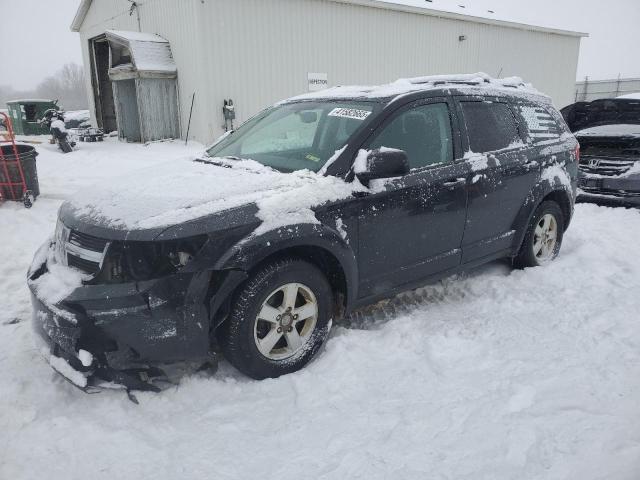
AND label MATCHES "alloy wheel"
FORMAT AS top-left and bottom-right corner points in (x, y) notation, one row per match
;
(533, 213), (558, 263)
(253, 283), (319, 360)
